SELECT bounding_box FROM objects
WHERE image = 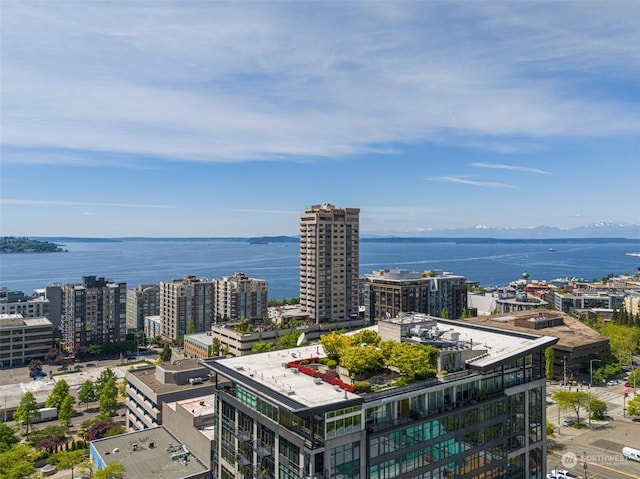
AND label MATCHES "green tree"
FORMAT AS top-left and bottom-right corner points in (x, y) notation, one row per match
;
(87, 342), (105, 356)
(387, 342), (439, 380)
(118, 378), (128, 399)
(14, 391), (40, 436)
(252, 341), (276, 353)
(340, 346), (384, 376)
(552, 390), (591, 425)
(439, 308), (449, 319)
(46, 379), (70, 410)
(211, 337), (221, 356)
(546, 422), (556, 437)
(627, 368), (640, 389)
(0, 443), (36, 479)
(626, 395), (640, 417)
(0, 423), (20, 453)
(160, 344), (172, 362)
(589, 397), (607, 420)
(351, 329), (381, 346)
(459, 307), (472, 319)
(186, 317), (196, 334)
(51, 449), (87, 475)
(544, 347), (555, 380)
(221, 344), (230, 356)
(318, 331), (352, 361)
(277, 329), (302, 349)
(94, 461), (125, 479)
(95, 368), (118, 398)
(99, 378), (118, 418)
(77, 380), (97, 411)
(58, 395), (76, 427)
